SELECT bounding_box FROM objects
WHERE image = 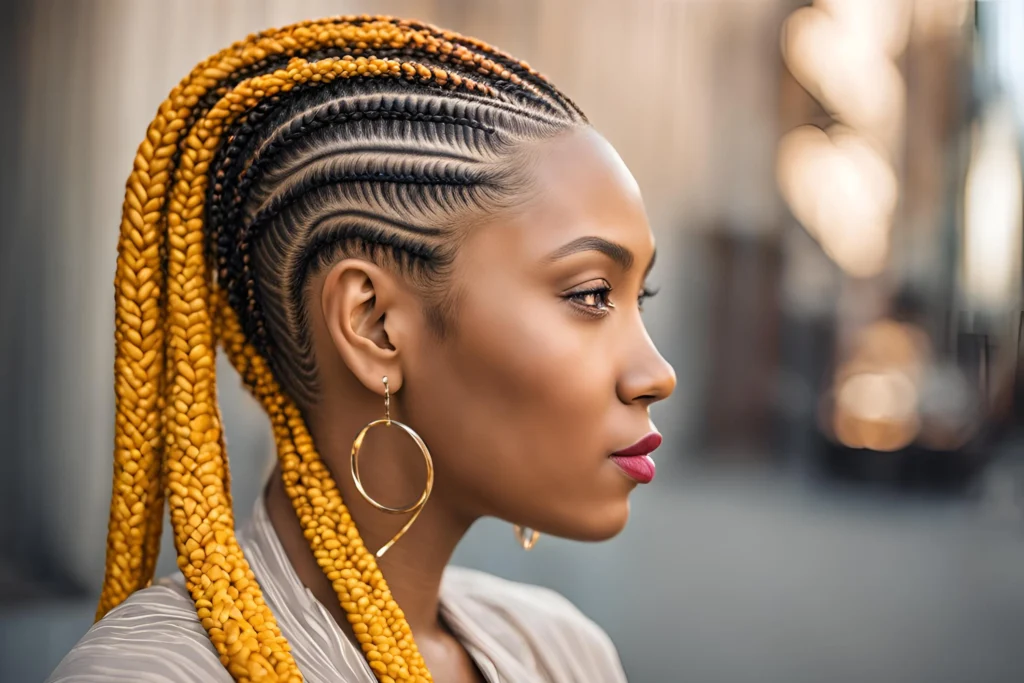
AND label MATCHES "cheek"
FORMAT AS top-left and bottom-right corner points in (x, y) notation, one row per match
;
(404, 287), (614, 508)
